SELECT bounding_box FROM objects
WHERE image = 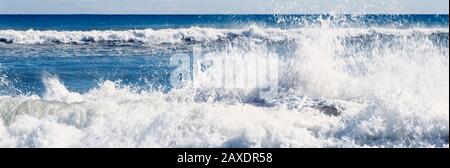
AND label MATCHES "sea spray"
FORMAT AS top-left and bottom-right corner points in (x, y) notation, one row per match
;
(0, 15), (448, 148)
